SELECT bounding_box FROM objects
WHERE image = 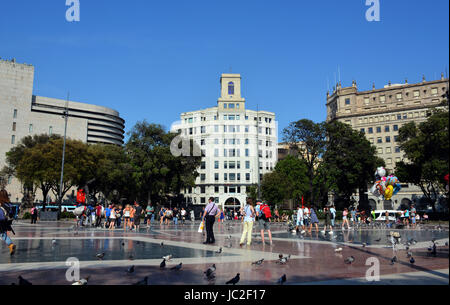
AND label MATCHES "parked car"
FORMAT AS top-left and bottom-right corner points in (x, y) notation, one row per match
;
(373, 210), (399, 222)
